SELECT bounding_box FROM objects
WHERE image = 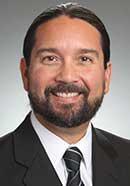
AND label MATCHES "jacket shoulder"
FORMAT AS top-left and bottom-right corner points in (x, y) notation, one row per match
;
(0, 132), (13, 150)
(95, 127), (130, 156)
